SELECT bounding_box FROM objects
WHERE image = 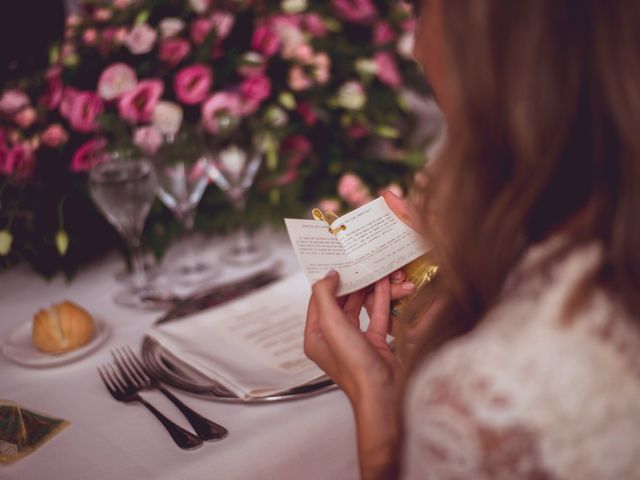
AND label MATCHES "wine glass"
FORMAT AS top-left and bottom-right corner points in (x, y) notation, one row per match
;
(154, 135), (218, 285)
(89, 154), (170, 310)
(207, 143), (269, 265)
